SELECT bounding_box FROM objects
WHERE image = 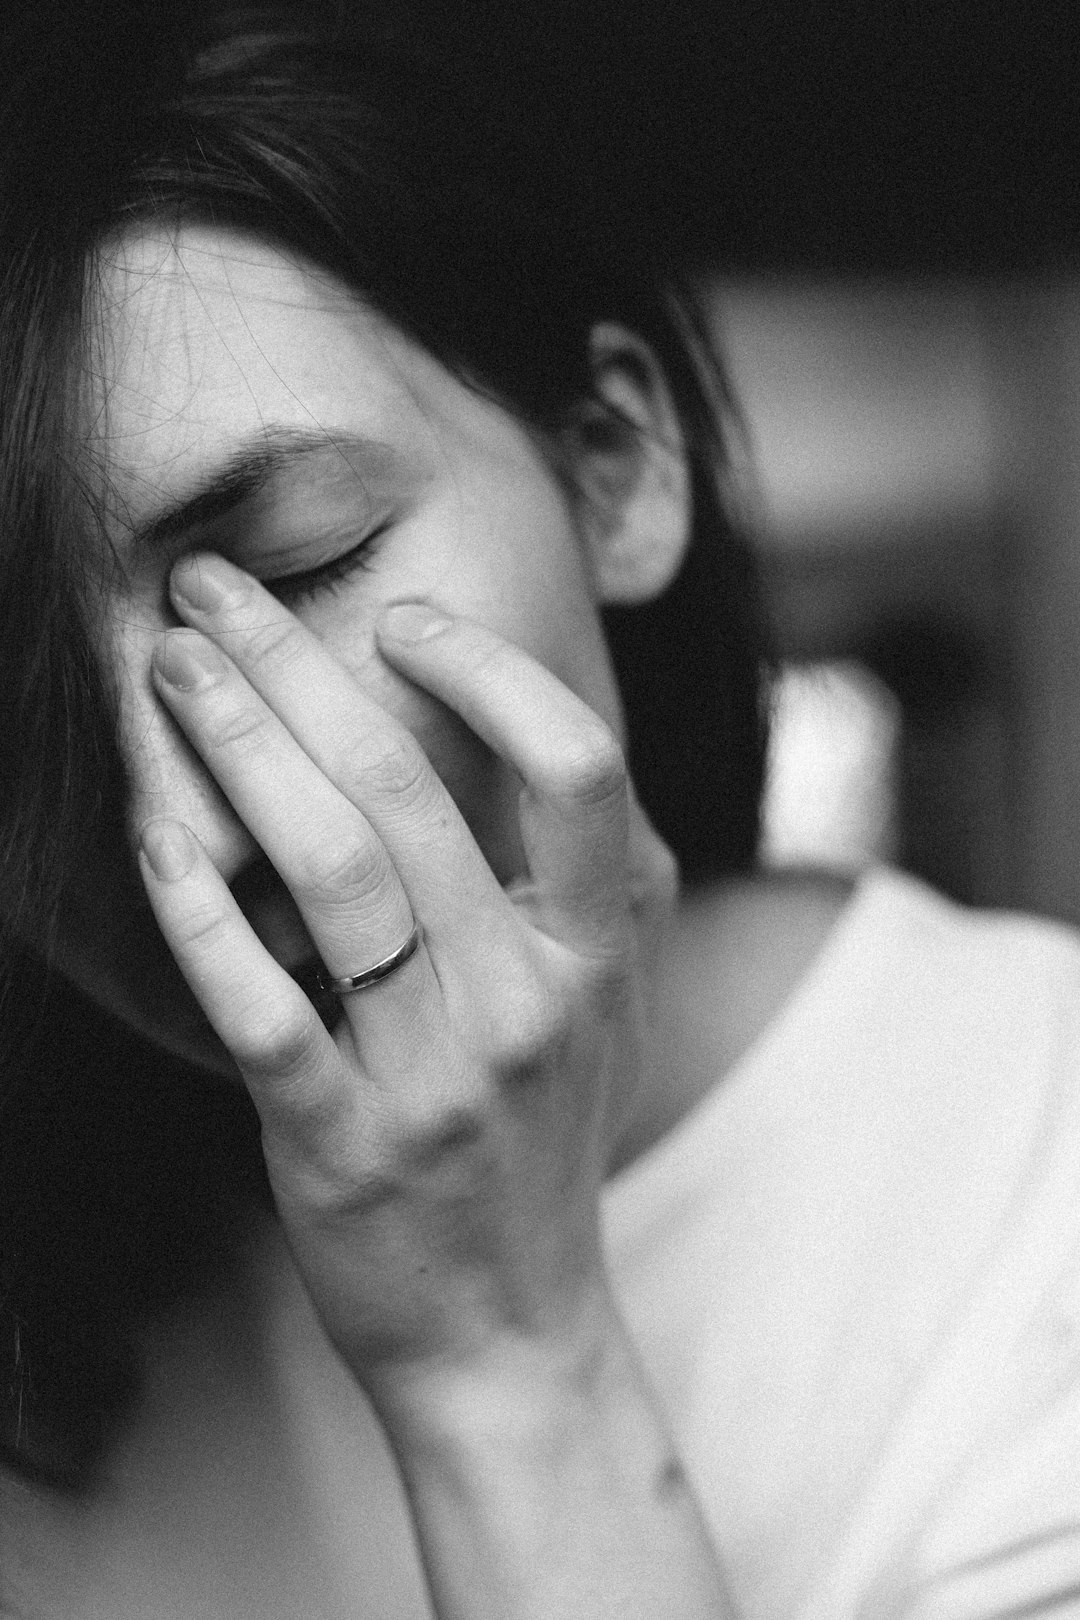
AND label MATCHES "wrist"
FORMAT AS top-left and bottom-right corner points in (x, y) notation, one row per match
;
(369, 1293), (688, 1544)
(367, 1286), (631, 1454)
(365, 1294), (730, 1620)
